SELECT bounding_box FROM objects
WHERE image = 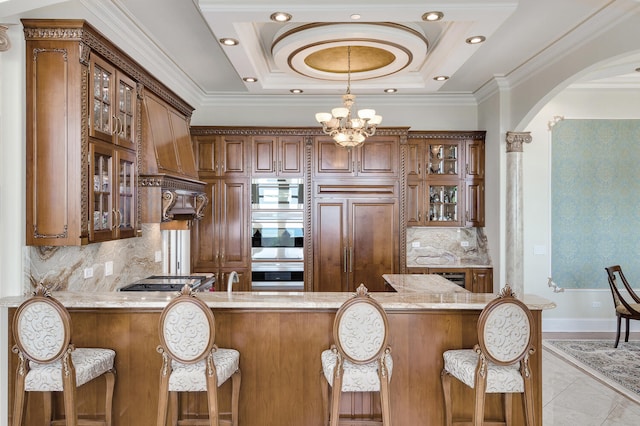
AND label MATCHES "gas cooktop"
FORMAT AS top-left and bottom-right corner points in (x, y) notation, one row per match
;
(119, 275), (215, 292)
